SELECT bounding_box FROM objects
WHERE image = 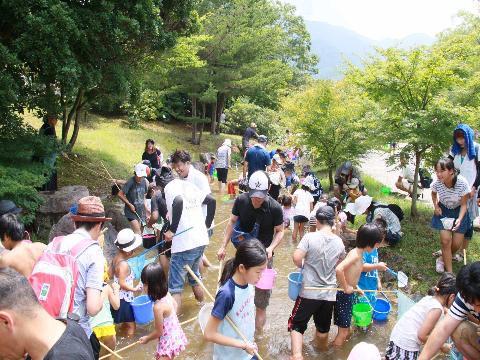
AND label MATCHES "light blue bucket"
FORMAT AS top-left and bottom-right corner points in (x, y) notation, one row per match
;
(131, 295), (154, 325)
(288, 272), (303, 301)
